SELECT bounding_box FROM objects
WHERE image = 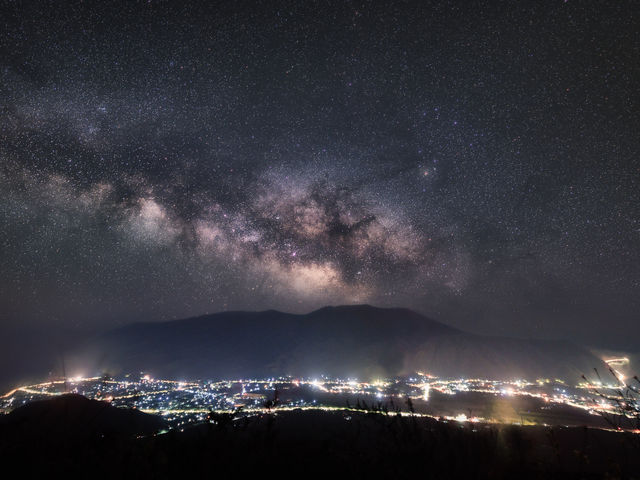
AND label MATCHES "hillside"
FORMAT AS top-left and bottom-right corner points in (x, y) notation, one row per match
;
(72, 305), (607, 383)
(0, 394), (166, 438)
